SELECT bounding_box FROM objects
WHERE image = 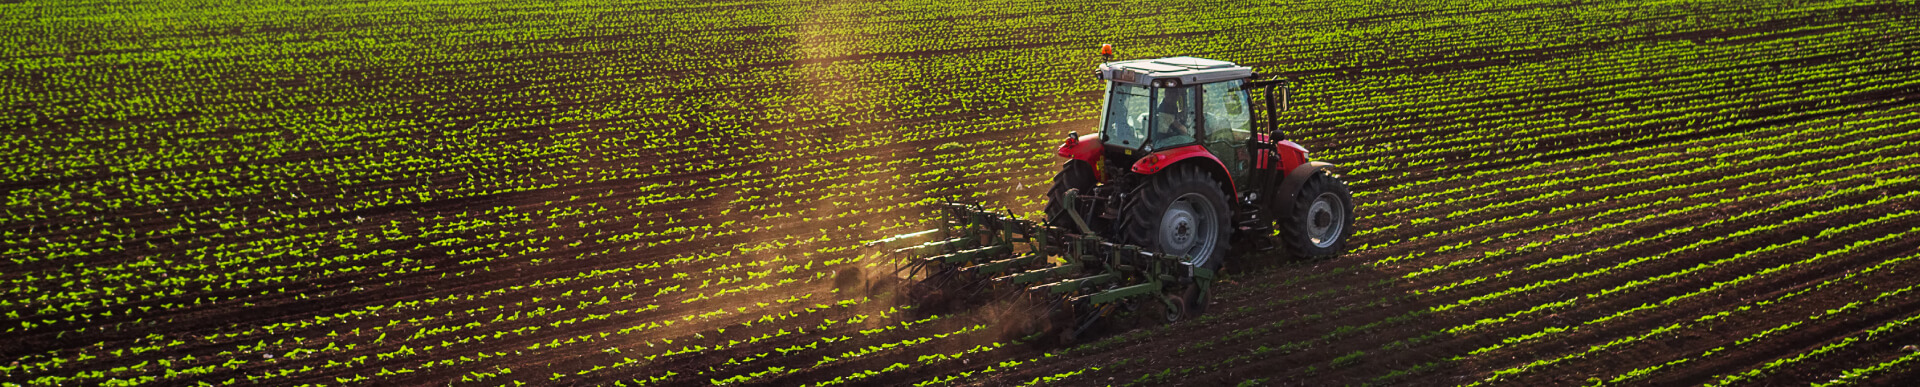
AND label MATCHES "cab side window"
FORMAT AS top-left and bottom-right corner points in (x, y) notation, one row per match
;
(1201, 80), (1253, 142)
